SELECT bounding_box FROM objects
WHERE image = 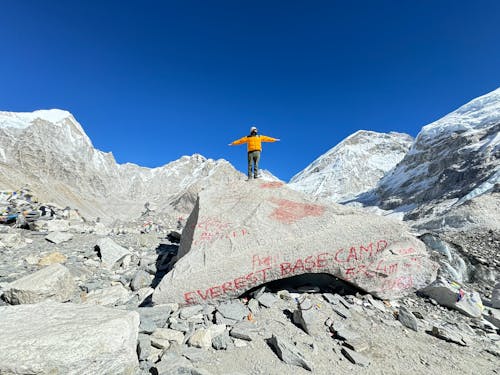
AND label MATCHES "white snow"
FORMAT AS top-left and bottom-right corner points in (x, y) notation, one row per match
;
(289, 130), (413, 202)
